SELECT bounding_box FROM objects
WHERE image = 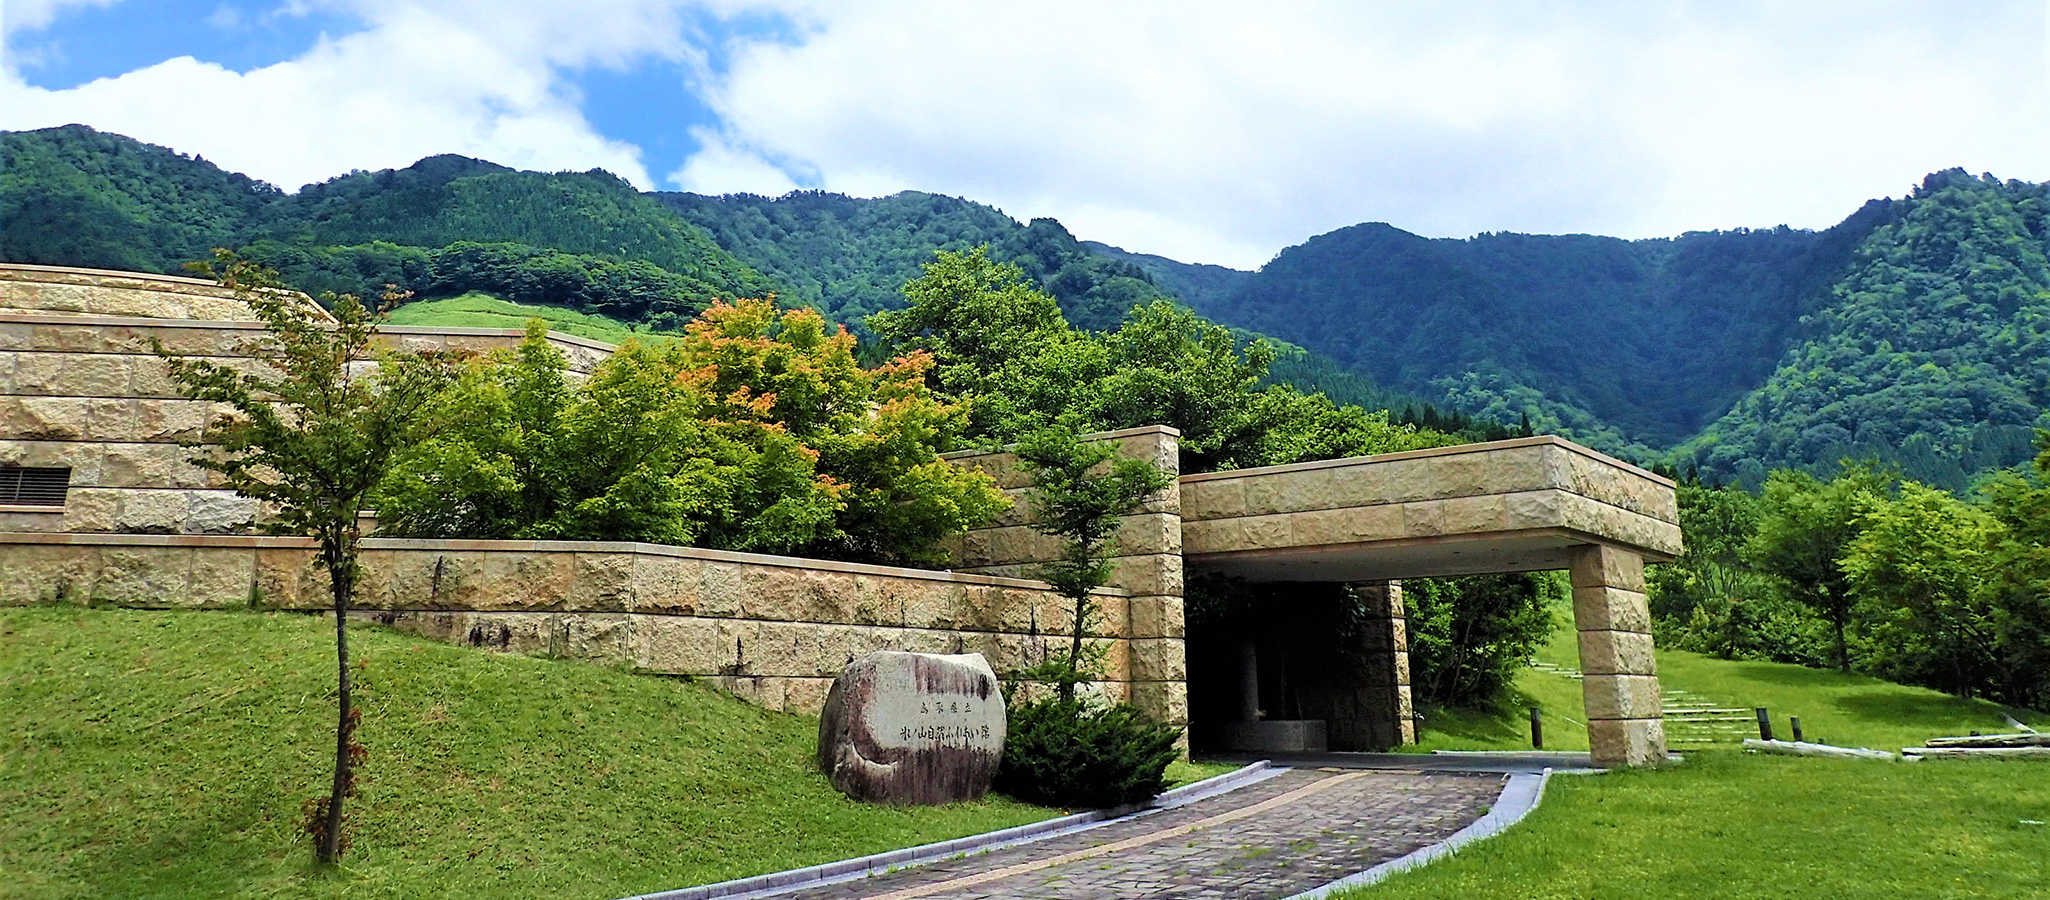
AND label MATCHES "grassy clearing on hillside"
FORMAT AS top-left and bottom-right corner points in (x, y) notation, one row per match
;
(1408, 595), (2042, 754)
(0, 607), (1055, 900)
(384, 293), (660, 345)
(1346, 753), (2050, 899)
